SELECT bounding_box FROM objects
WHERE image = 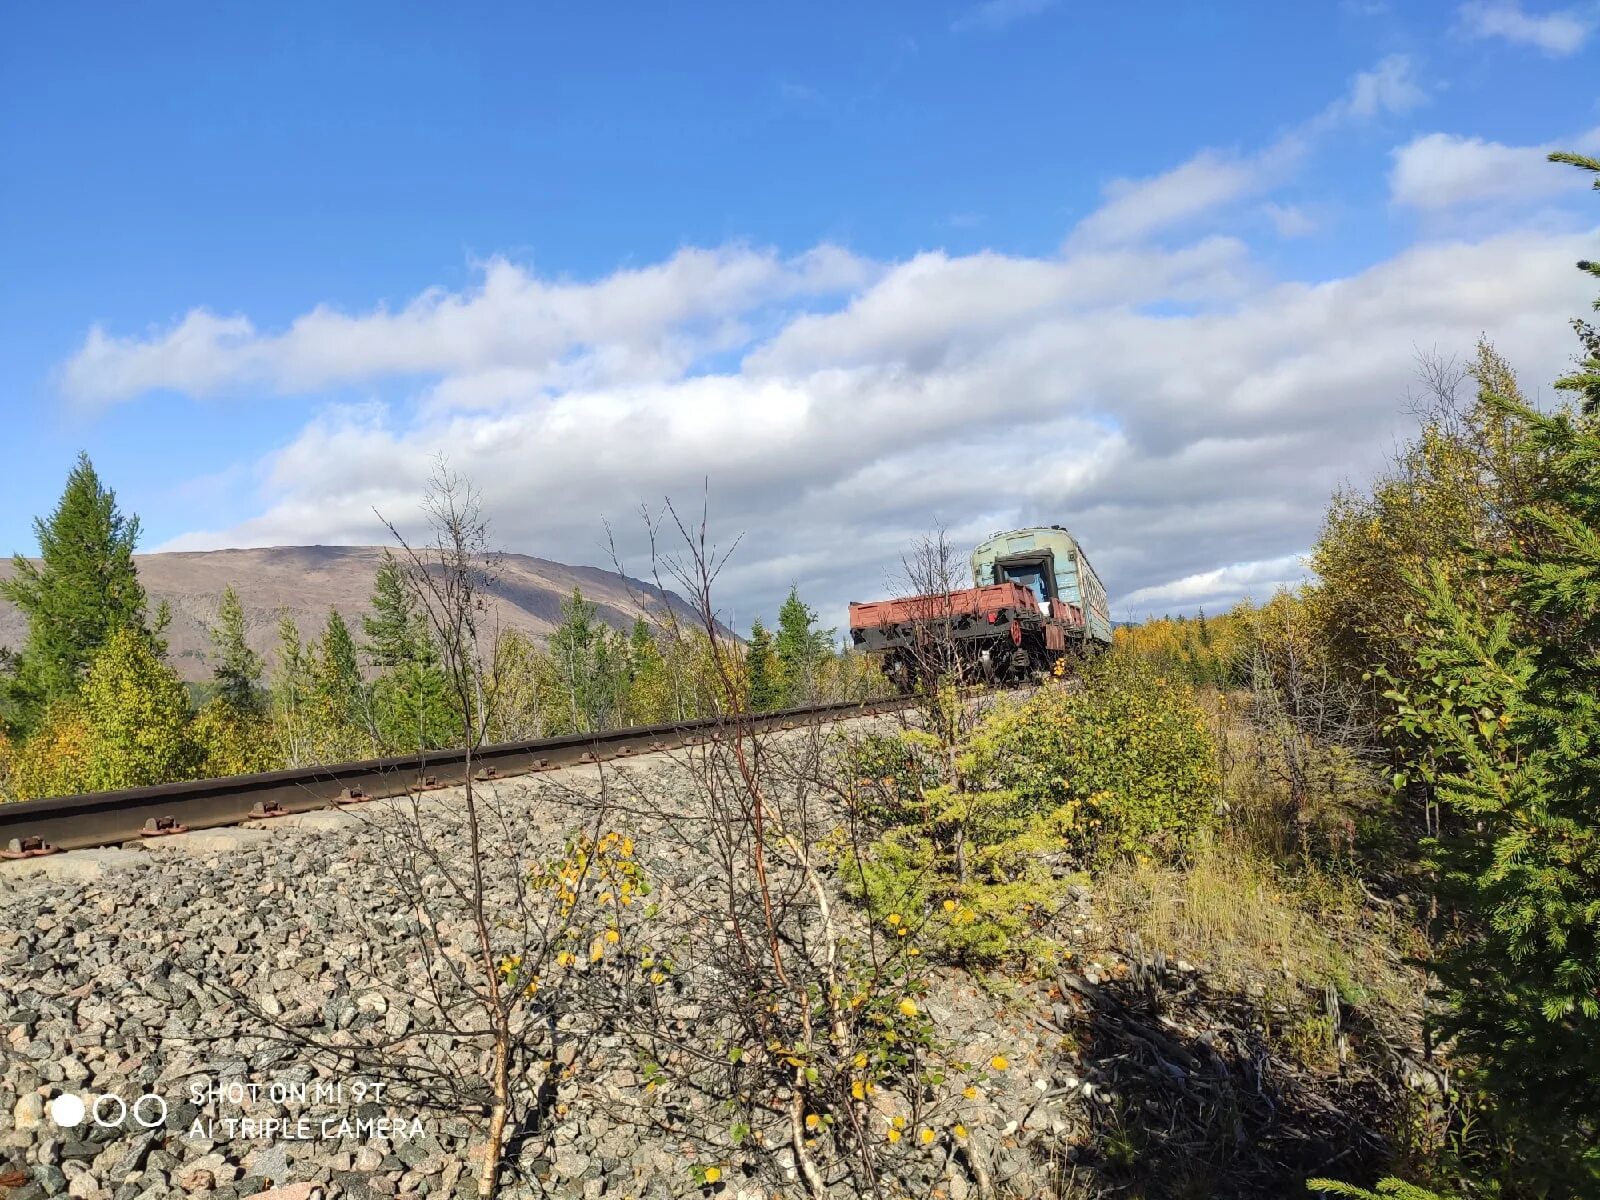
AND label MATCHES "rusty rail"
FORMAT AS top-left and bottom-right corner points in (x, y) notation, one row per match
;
(0, 696), (911, 854)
